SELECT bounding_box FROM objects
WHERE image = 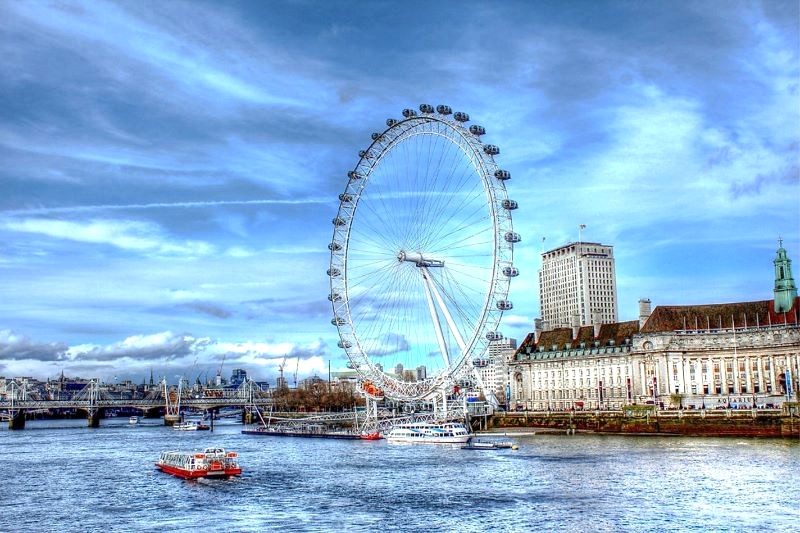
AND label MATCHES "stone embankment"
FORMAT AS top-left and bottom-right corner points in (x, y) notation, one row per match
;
(491, 404), (800, 438)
